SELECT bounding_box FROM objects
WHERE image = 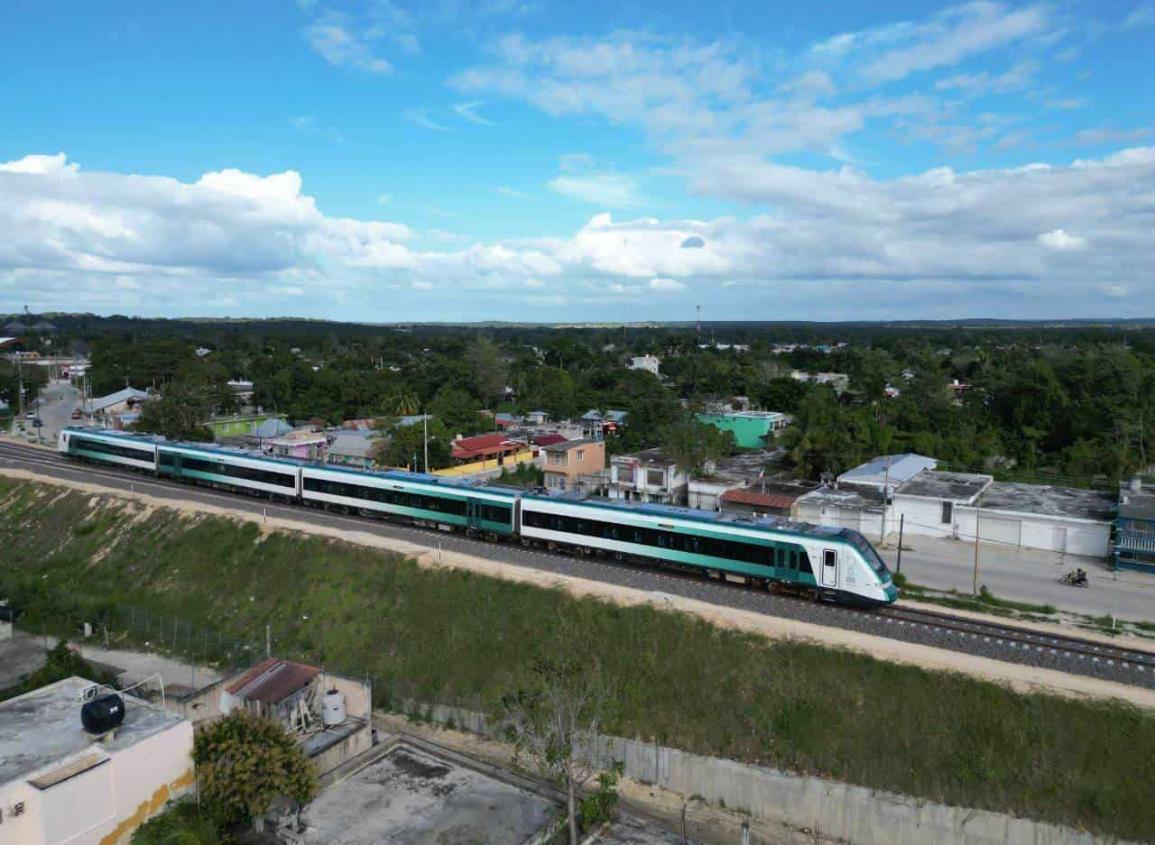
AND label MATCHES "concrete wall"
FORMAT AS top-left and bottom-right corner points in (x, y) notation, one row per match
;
(397, 700), (1136, 845)
(2, 718), (194, 845)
